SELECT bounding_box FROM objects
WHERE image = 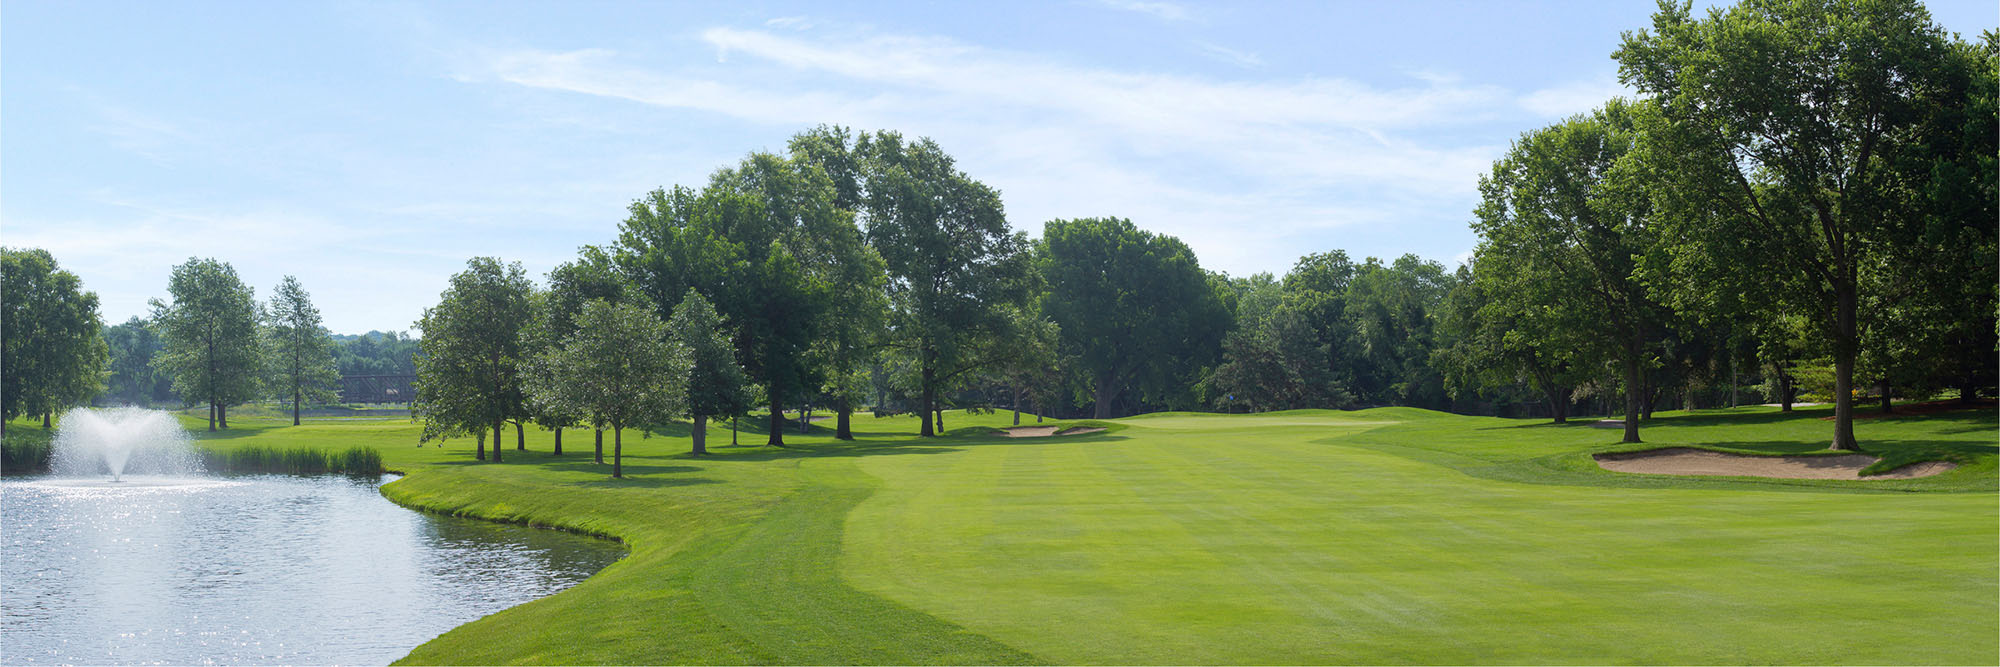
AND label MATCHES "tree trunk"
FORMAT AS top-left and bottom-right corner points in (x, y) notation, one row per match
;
(1012, 386), (1022, 426)
(208, 401), (216, 431)
(919, 357), (936, 437)
(293, 387), (301, 426)
(1092, 375), (1118, 420)
(1622, 358), (1643, 444)
(43, 412), (52, 429)
(476, 430), (486, 461)
(800, 406), (810, 434)
(553, 427), (563, 456)
(612, 426), (623, 478)
(516, 421), (525, 450)
(218, 403), (228, 429)
(693, 414), (708, 455)
(594, 428), (604, 464)
(1546, 386), (1568, 424)
(835, 408), (853, 441)
(1779, 369), (1794, 412)
(1879, 379), (1892, 414)
(1830, 283), (1859, 451)
(767, 396), (786, 446)
(935, 408), (944, 434)
(1729, 352), (1739, 408)
(732, 417), (739, 446)
(492, 421), (503, 462)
